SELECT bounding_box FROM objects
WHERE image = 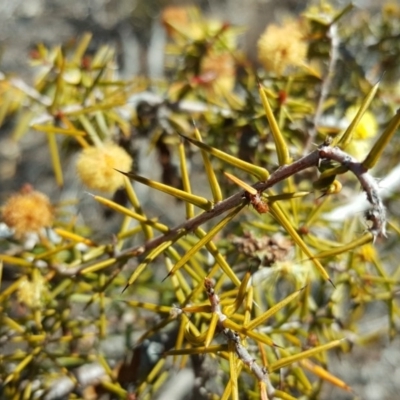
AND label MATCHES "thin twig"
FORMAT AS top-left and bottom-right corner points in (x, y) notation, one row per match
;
(204, 278), (274, 397)
(318, 146), (386, 237)
(304, 23), (340, 154)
